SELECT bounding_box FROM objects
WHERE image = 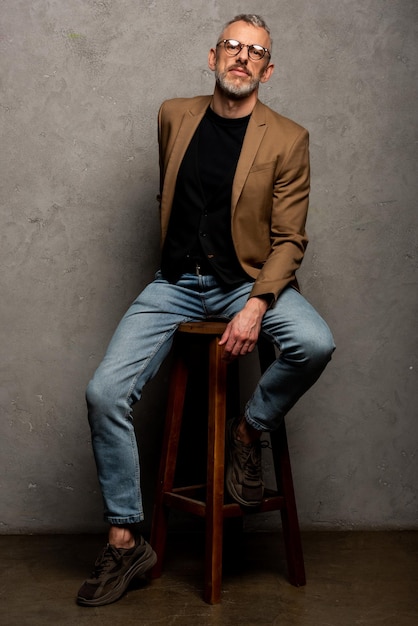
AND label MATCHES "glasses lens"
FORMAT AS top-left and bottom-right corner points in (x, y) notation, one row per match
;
(249, 45), (266, 61)
(224, 39), (241, 55)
